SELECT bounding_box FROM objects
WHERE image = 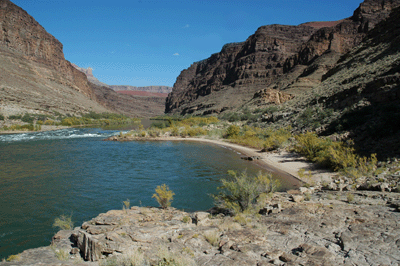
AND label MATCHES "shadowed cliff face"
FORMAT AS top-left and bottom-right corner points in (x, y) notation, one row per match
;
(166, 0), (400, 116)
